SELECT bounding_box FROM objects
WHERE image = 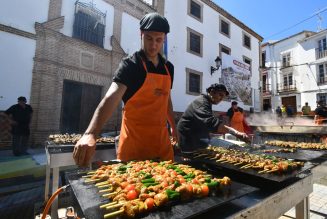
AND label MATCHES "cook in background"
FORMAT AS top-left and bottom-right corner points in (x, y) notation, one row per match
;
(177, 84), (249, 152)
